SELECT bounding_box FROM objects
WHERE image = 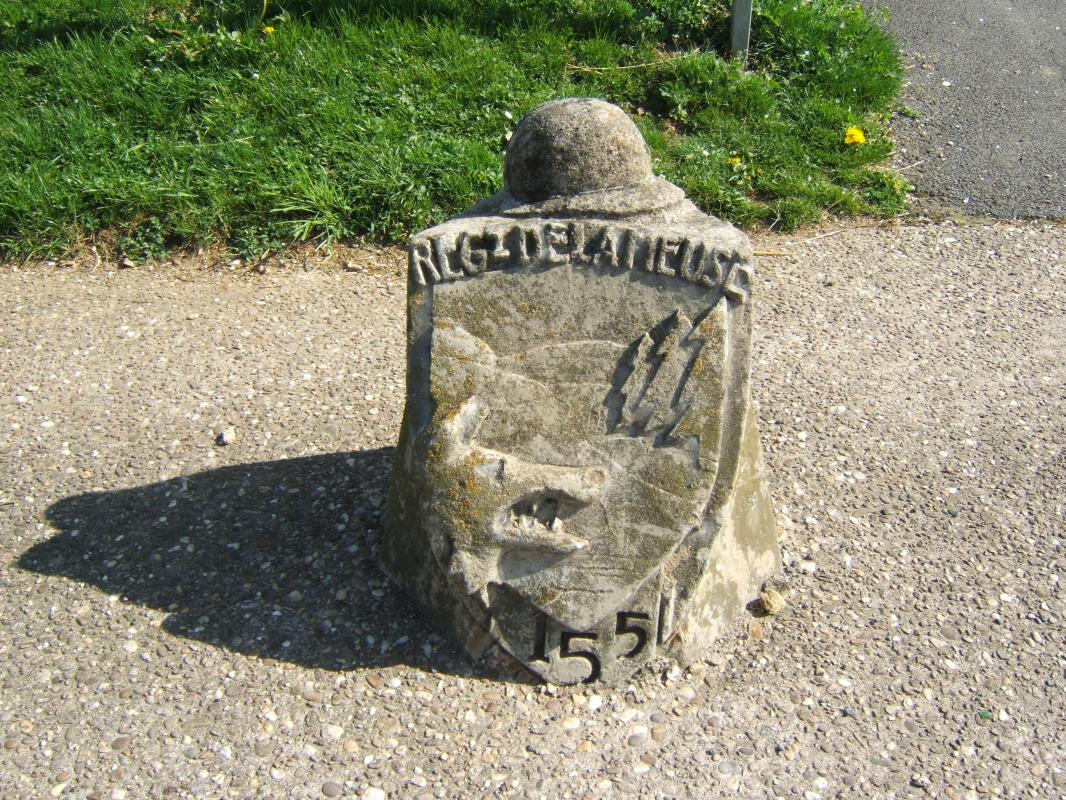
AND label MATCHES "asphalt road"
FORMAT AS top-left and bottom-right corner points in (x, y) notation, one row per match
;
(872, 0), (1065, 219)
